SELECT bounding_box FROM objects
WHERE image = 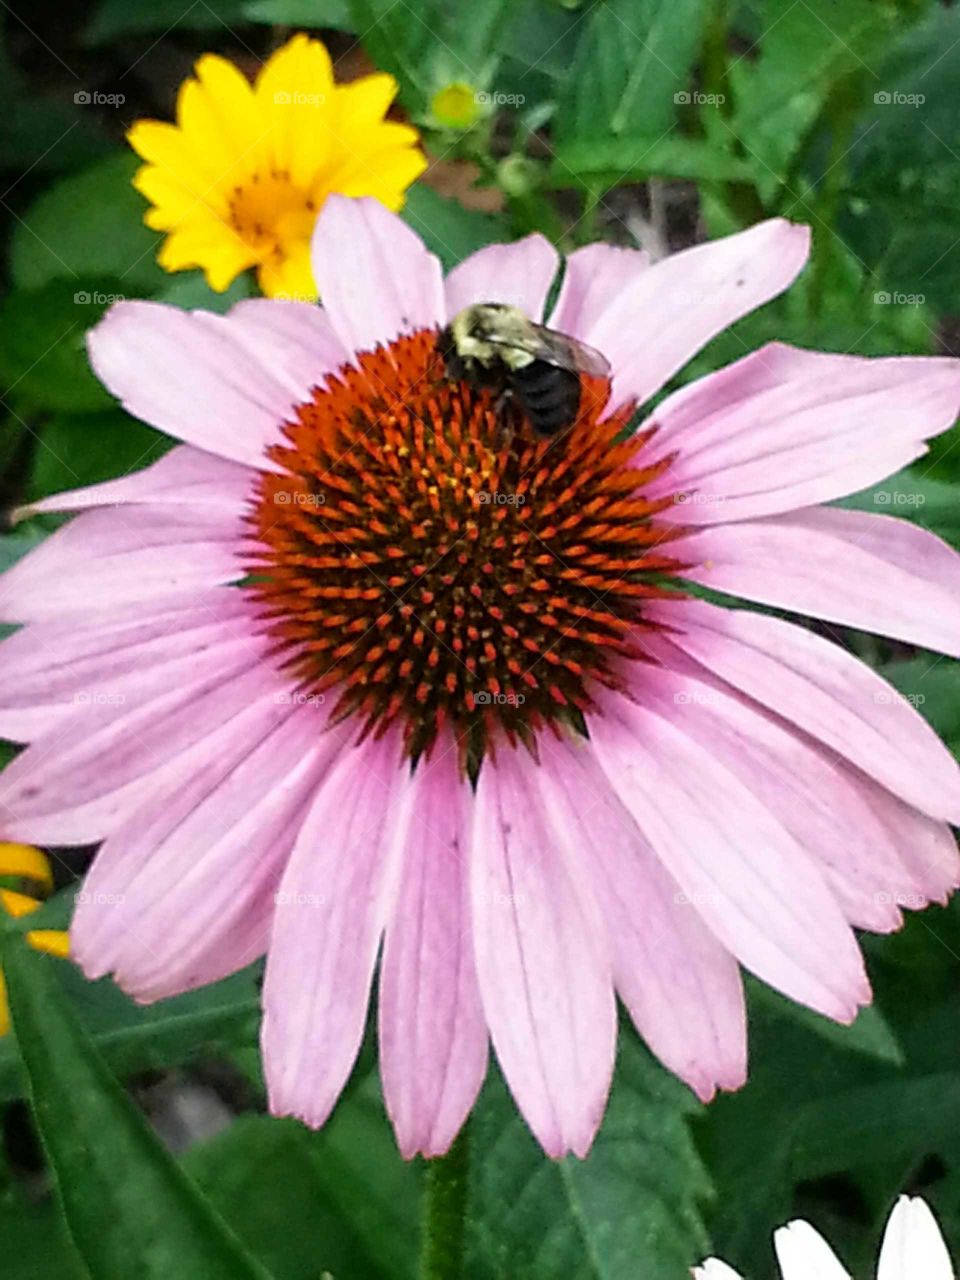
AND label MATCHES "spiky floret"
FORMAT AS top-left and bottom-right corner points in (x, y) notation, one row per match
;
(245, 328), (686, 769)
